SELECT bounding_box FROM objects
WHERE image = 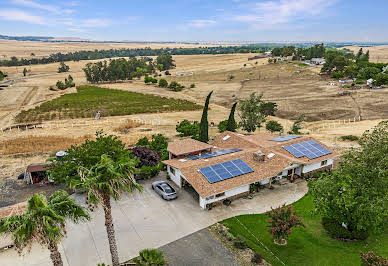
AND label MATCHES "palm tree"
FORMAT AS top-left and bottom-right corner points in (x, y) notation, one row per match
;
(0, 190), (89, 266)
(73, 154), (142, 266)
(133, 248), (167, 266)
